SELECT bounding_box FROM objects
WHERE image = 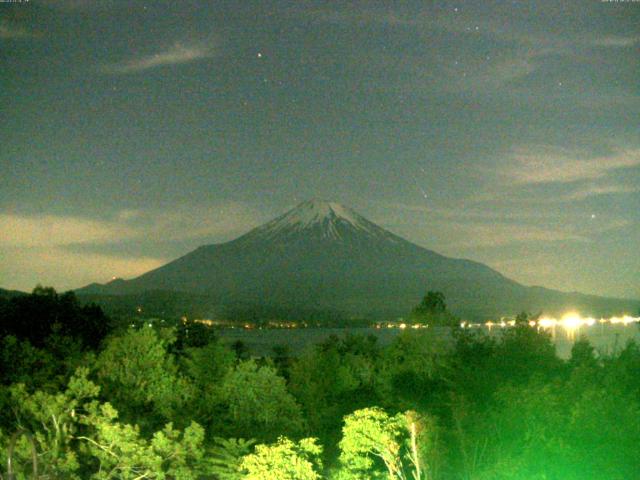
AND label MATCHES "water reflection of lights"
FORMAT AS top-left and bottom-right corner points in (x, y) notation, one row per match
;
(461, 314), (640, 341)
